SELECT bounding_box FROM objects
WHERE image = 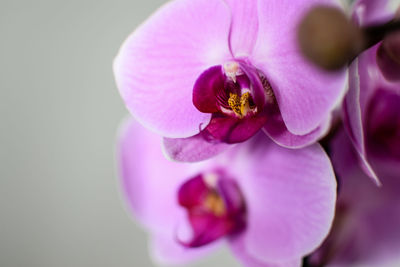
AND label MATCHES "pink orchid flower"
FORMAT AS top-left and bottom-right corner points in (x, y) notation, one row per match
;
(117, 118), (337, 266)
(308, 129), (400, 266)
(114, 0), (347, 162)
(343, 0), (400, 184)
(344, 45), (400, 184)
